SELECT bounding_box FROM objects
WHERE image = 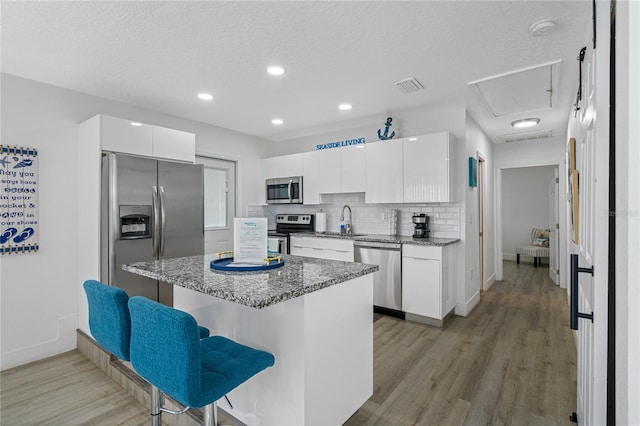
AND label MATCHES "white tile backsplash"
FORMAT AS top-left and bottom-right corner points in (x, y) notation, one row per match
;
(247, 193), (460, 238)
